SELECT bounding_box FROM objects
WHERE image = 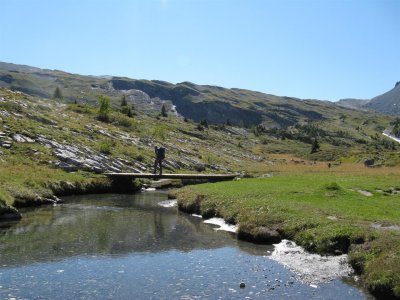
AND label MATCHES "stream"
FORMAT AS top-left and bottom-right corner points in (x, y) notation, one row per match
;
(0, 191), (372, 299)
